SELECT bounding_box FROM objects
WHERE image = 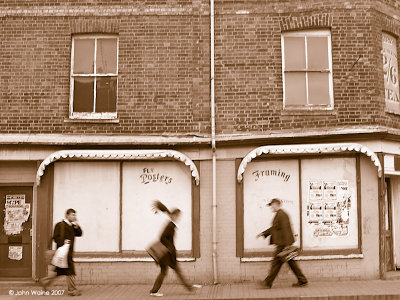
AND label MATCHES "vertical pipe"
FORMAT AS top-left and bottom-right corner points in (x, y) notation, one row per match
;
(210, 0), (218, 284)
